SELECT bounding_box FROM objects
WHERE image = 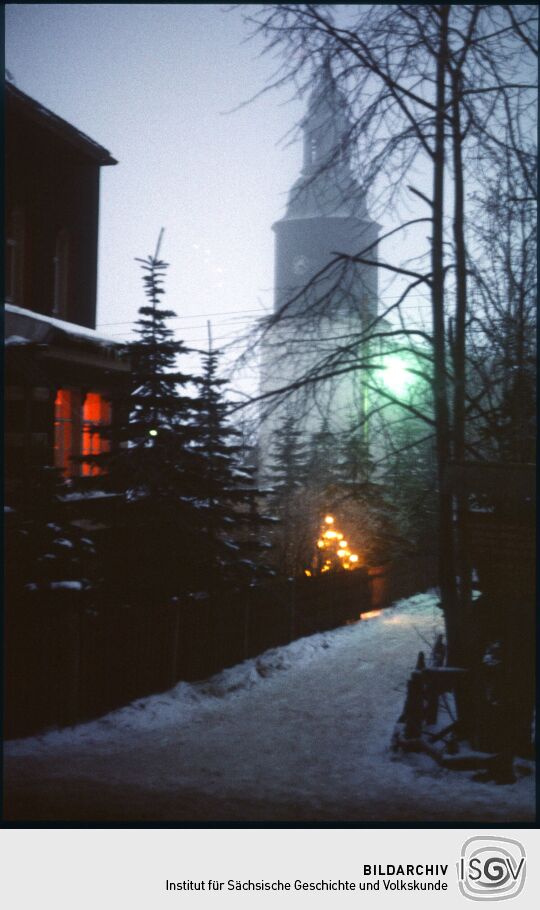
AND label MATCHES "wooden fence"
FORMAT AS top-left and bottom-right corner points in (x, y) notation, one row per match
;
(5, 557), (437, 739)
